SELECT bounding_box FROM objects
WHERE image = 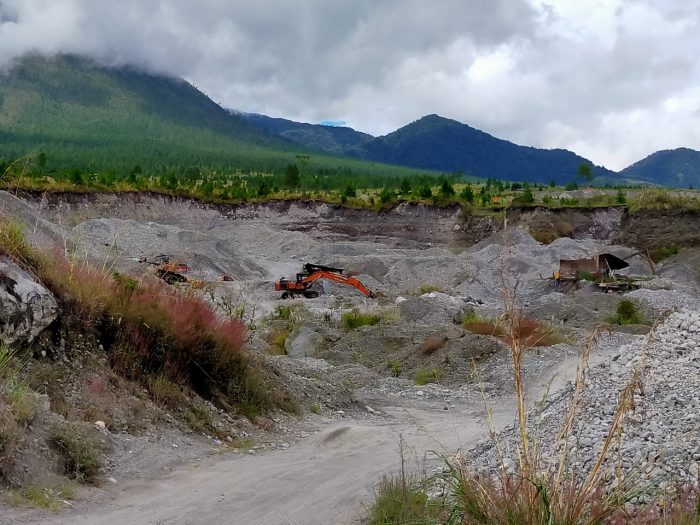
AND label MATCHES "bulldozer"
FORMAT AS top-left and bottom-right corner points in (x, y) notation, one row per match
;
(275, 263), (376, 299)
